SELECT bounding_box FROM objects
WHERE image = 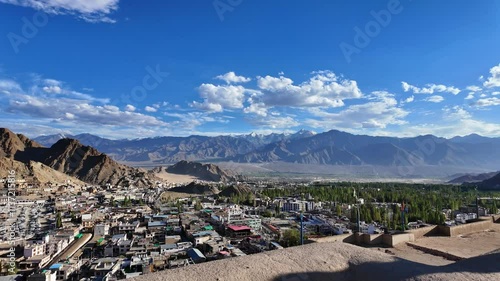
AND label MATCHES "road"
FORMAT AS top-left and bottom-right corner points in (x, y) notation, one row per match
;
(48, 233), (92, 267)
